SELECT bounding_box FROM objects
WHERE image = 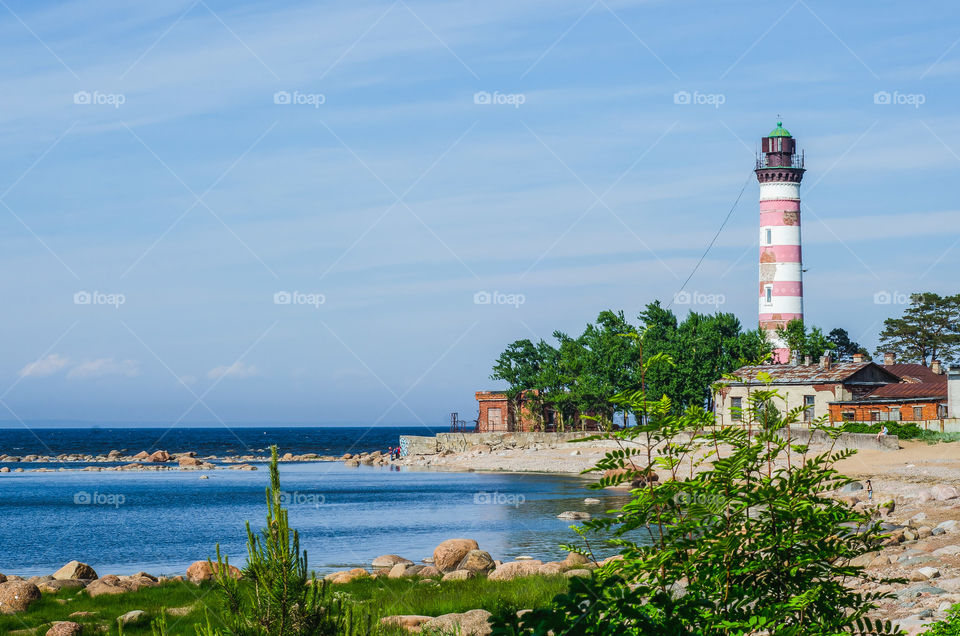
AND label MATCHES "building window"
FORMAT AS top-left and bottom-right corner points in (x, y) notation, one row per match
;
(731, 397), (742, 421)
(764, 285), (773, 304)
(913, 406), (924, 421)
(889, 409), (901, 422)
(804, 395), (815, 421)
(842, 411), (855, 422)
(765, 228), (772, 245)
(870, 411), (881, 422)
(939, 404), (948, 418)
